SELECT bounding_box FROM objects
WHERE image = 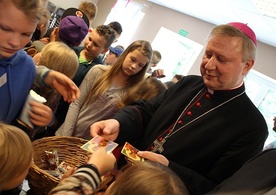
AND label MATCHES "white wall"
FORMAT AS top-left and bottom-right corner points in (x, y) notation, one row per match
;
(60, 0), (276, 79)
(49, 0), (98, 10)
